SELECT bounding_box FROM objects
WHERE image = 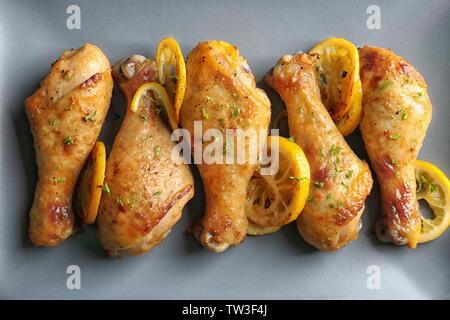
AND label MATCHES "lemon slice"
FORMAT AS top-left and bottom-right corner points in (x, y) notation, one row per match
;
(415, 160), (450, 243)
(335, 78), (363, 136)
(130, 82), (178, 131)
(74, 141), (106, 224)
(310, 38), (360, 122)
(247, 221), (280, 236)
(245, 136), (310, 227)
(155, 37), (186, 124)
